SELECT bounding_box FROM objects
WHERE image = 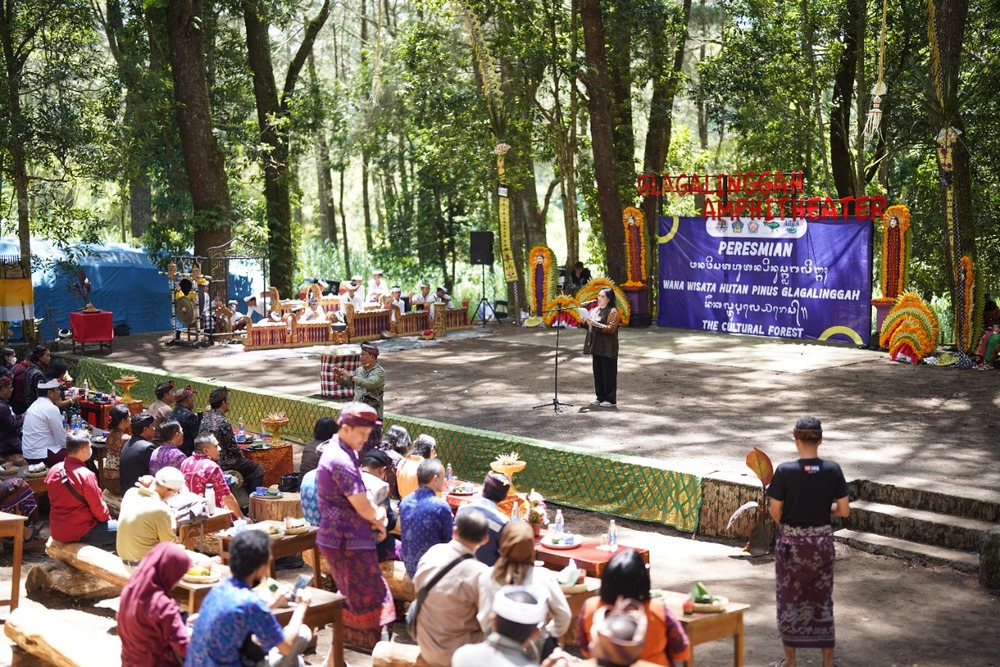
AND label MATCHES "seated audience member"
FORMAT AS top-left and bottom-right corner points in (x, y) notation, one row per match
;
(299, 416), (338, 476)
(22, 378), (69, 466)
(120, 412), (157, 493)
(0, 374), (24, 456)
(180, 434), (249, 521)
(458, 471), (511, 566)
(578, 549), (690, 666)
(199, 386), (265, 493)
(0, 346), (16, 377)
(299, 467), (320, 528)
(379, 424), (410, 499)
(118, 542), (193, 667)
(368, 269), (389, 304)
(400, 458), (452, 578)
(10, 345), (50, 415)
(147, 381), (176, 438)
(168, 385), (200, 456)
(117, 466), (185, 567)
(479, 522), (571, 658)
(103, 404), (132, 495)
(149, 420), (187, 476)
(412, 282), (433, 310)
(454, 585), (551, 667)
(186, 530), (312, 667)
(580, 598), (659, 667)
(567, 261), (593, 292)
(396, 433), (436, 499)
(0, 477), (42, 540)
(45, 429), (117, 545)
(43, 360), (82, 415)
(412, 510), (491, 667)
(362, 450), (399, 562)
